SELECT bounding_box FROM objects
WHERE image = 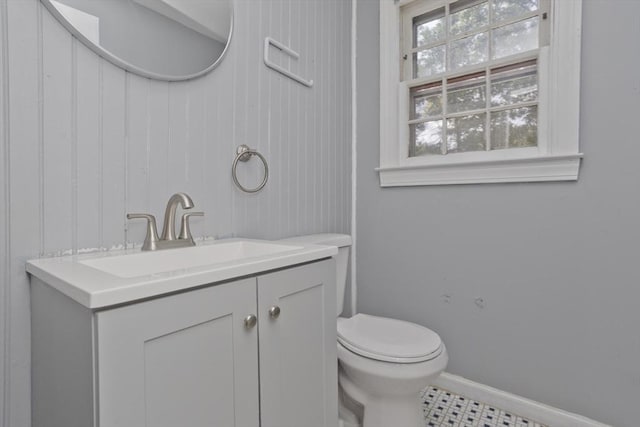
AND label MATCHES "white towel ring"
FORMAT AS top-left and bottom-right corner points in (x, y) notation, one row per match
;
(232, 145), (269, 193)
